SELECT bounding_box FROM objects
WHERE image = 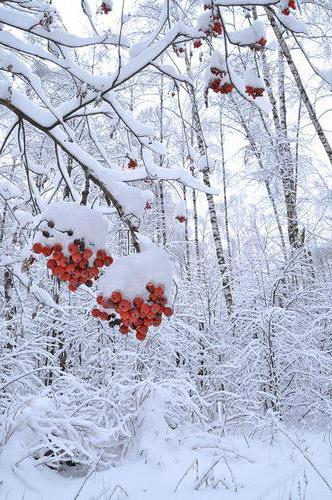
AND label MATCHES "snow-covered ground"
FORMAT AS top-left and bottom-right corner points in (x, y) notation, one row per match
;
(1, 428), (331, 499)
